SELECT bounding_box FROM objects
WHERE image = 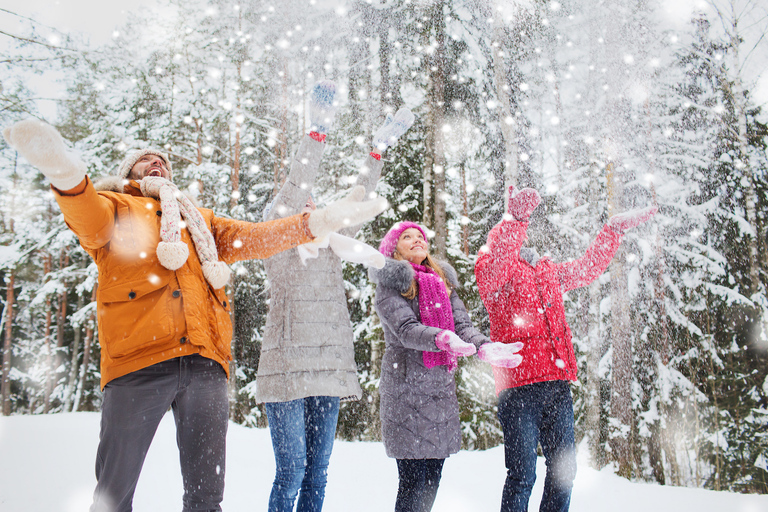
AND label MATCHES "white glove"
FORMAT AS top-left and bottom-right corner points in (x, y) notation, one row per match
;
(477, 342), (524, 368)
(3, 119), (87, 190)
(307, 186), (388, 239)
(435, 330), (477, 357)
(308, 80), (337, 134)
(372, 107), (415, 152)
(297, 232), (385, 269)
